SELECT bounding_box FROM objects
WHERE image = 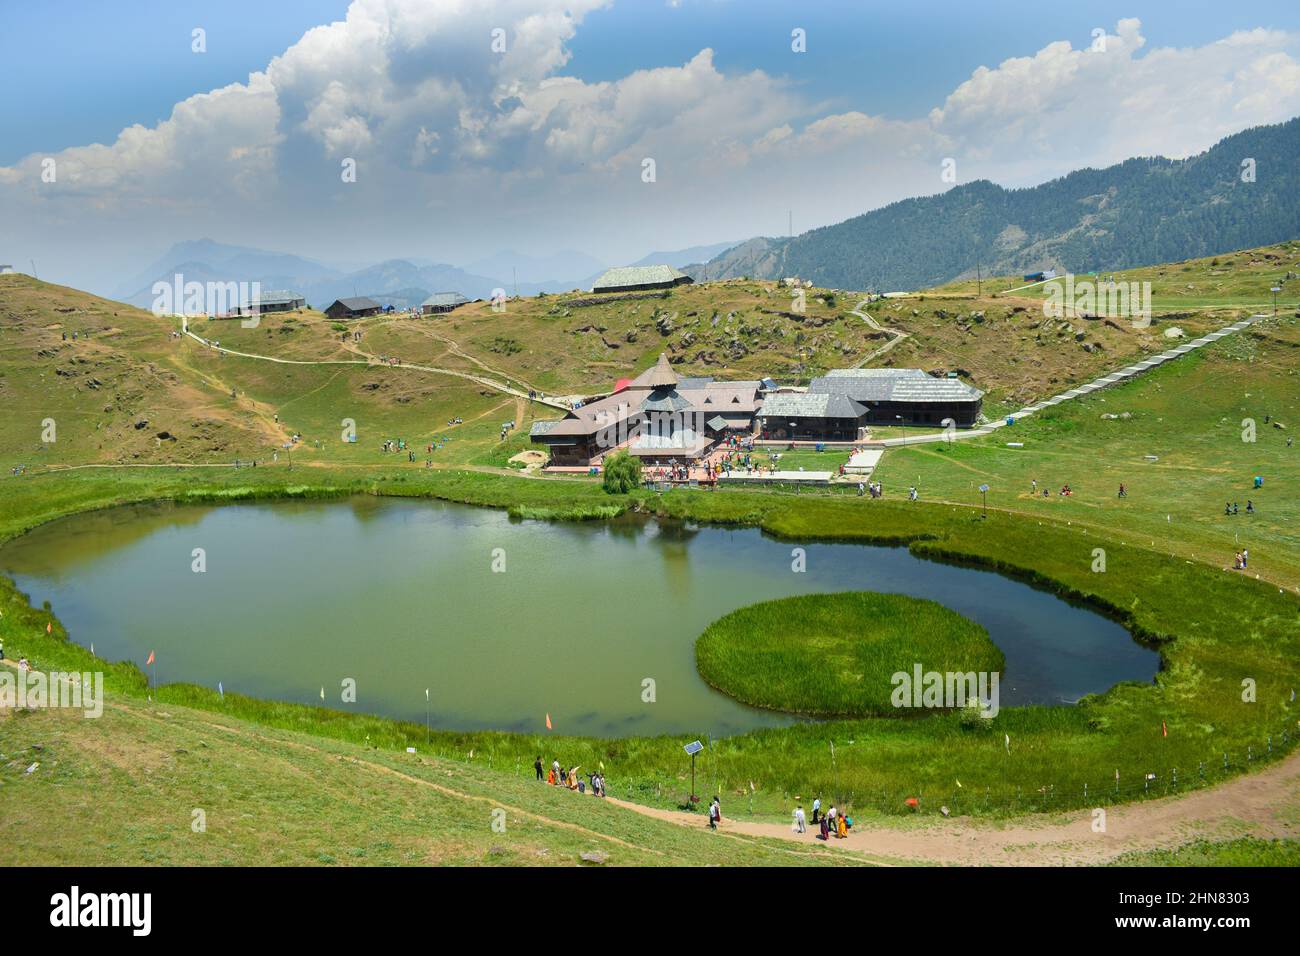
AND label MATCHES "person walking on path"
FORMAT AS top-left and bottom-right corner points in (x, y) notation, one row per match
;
(708, 796), (721, 830)
(534, 756), (543, 781)
(792, 805), (807, 833)
(811, 796), (821, 824)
